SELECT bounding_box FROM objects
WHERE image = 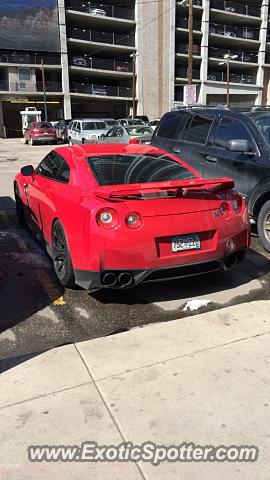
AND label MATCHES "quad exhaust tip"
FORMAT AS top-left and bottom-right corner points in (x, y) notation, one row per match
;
(102, 272), (117, 287)
(102, 271), (134, 287)
(118, 272), (133, 287)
